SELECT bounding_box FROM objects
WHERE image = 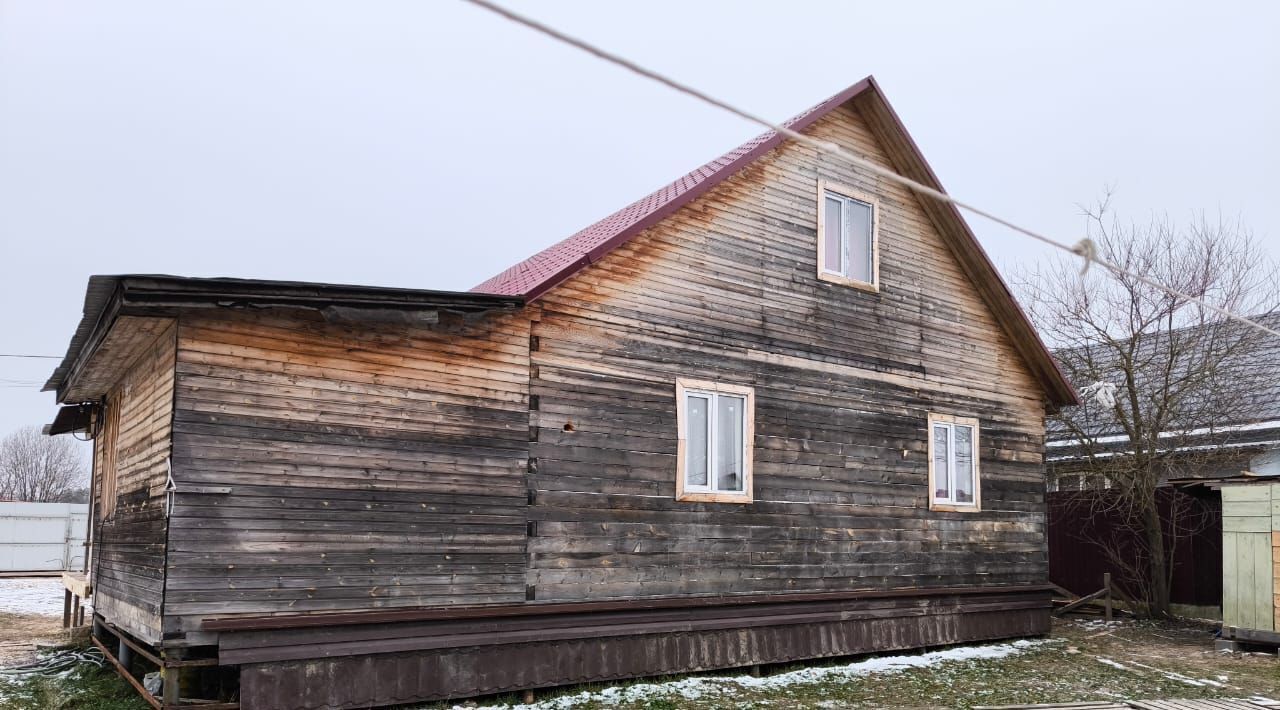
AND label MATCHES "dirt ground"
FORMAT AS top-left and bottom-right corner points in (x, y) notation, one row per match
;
(0, 612), (65, 668)
(1044, 617), (1280, 700)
